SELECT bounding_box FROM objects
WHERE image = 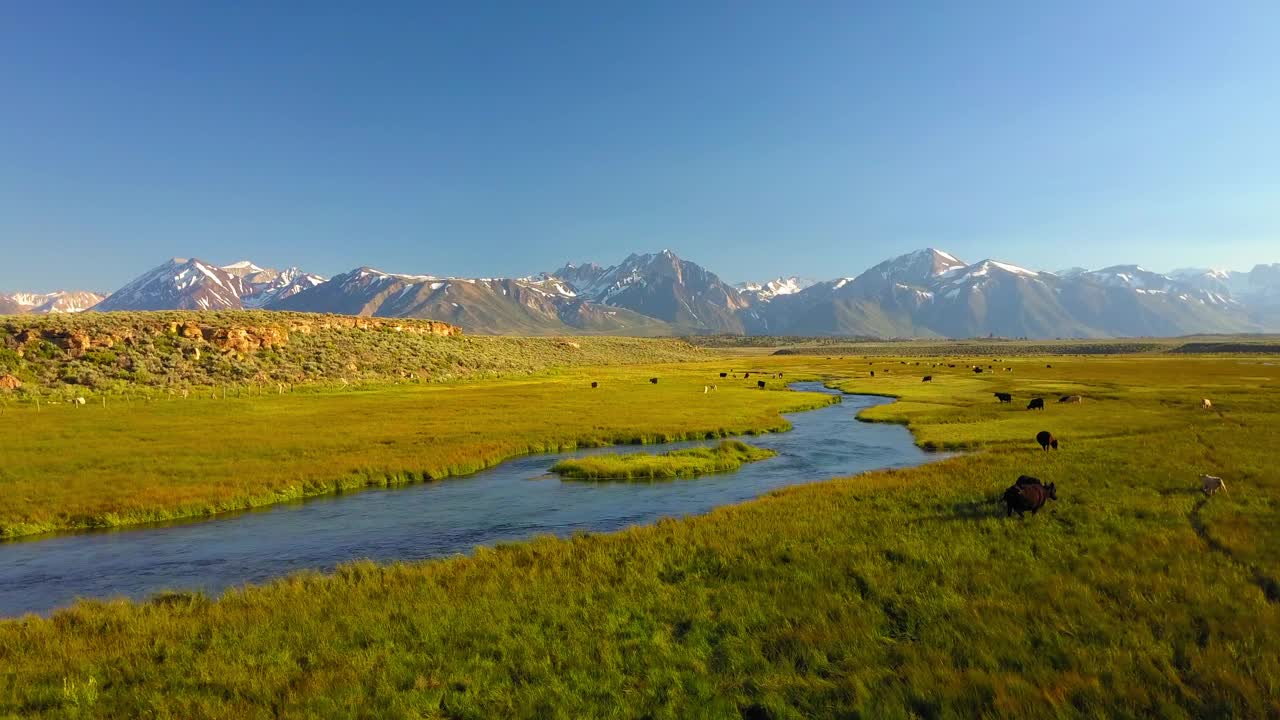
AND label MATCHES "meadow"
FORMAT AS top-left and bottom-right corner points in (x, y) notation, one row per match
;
(550, 440), (777, 481)
(1, 351), (1278, 717)
(0, 364), (831, 538)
